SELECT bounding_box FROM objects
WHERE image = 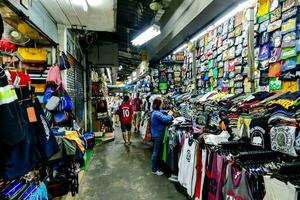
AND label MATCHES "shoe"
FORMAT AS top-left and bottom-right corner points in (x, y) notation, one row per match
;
(168, 175), (179, 182)
(152, 171), (164, 176)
